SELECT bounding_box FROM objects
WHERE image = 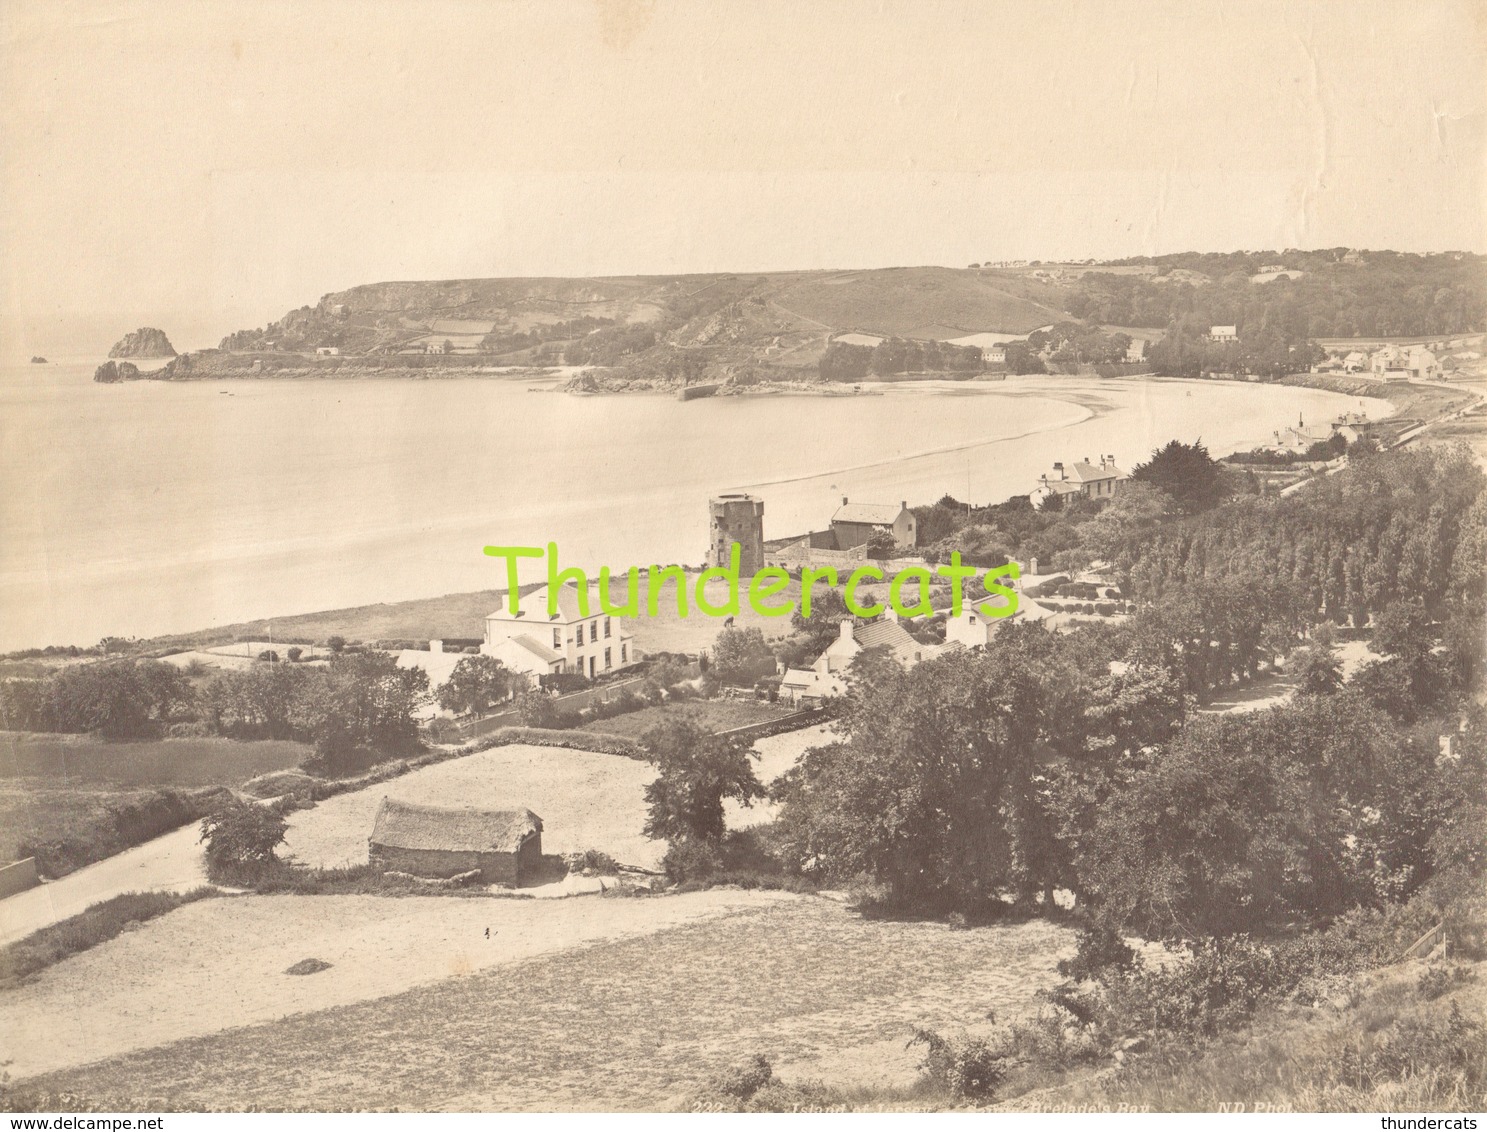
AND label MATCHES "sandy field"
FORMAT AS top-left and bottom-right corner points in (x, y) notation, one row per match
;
(0, 888), (795, 1081)
(283, 743), (663, 871)
(24, 897), (1073, 1110)
(725, 722), (837, 829)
